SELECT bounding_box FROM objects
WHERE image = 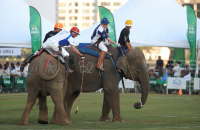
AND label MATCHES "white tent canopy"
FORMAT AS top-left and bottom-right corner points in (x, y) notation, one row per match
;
(0, 0), (54, 48)
(75, 0), (200, 48)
